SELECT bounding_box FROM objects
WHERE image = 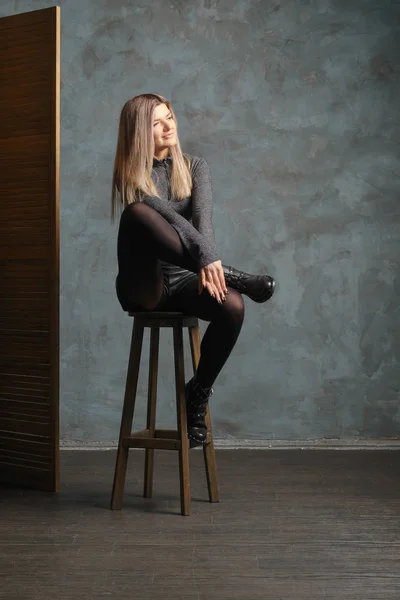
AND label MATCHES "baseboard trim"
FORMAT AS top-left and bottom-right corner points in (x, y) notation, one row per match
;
(60, 438), (400, 451)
